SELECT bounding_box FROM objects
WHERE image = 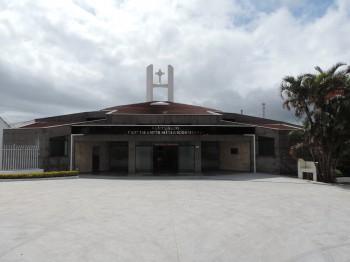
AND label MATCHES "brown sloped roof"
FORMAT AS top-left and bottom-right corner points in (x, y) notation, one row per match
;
(103, 101), (221, 115)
